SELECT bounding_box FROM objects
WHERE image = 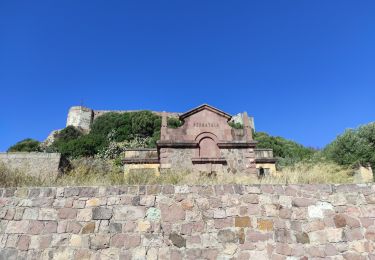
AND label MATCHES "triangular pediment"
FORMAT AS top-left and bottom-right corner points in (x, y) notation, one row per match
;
(179, 104), (232, 121)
